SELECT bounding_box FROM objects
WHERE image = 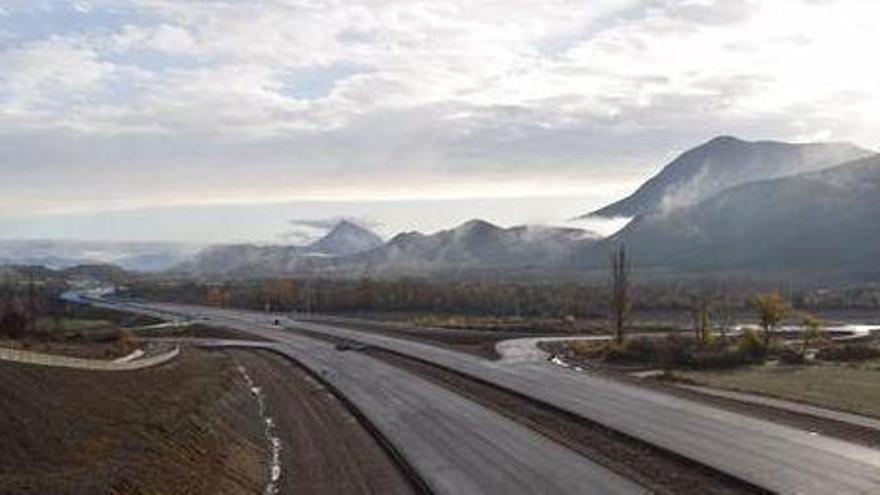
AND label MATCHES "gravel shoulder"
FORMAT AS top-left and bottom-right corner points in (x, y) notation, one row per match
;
(226, 349), (417, 495)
